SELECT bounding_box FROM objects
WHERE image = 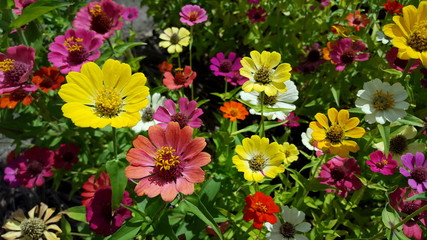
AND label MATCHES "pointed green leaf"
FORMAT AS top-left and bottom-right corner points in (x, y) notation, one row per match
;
(106, 159), (127, 210)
